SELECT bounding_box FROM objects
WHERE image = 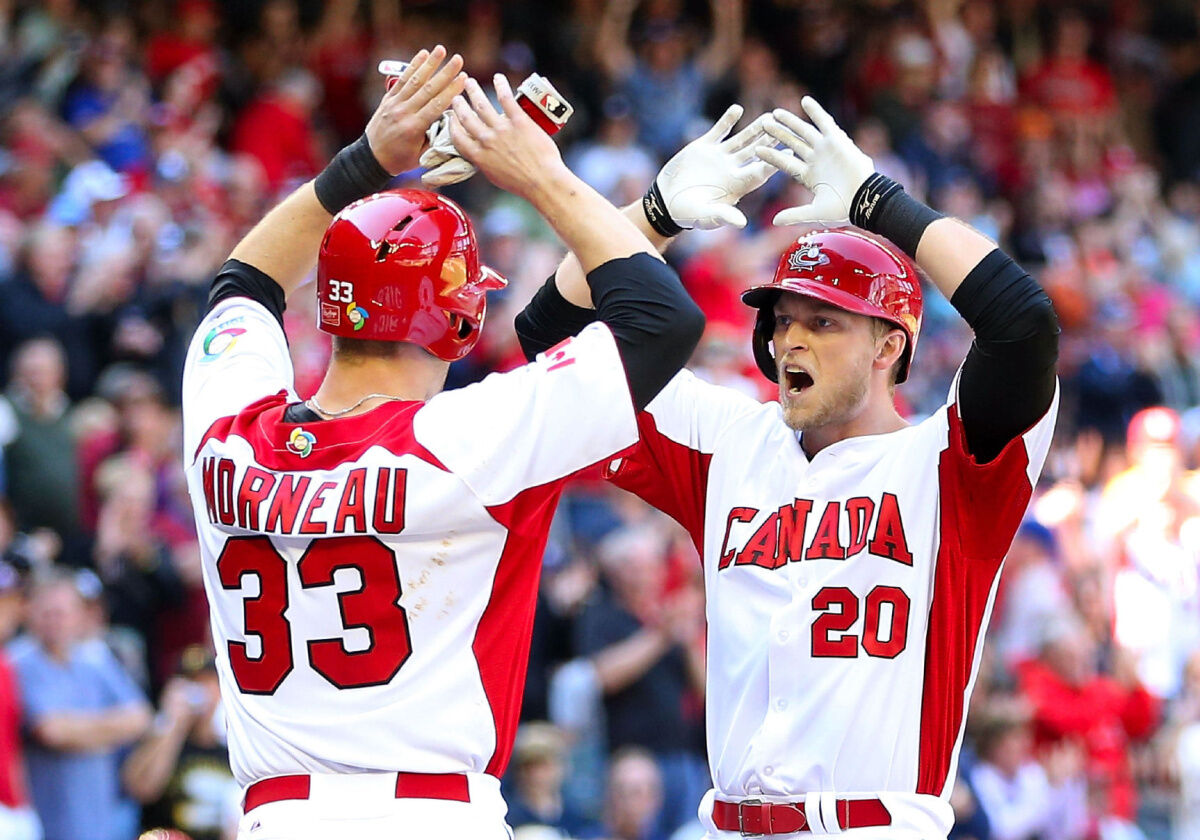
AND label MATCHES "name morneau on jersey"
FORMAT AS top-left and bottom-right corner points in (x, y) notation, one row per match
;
(182, 297), (639, 788)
